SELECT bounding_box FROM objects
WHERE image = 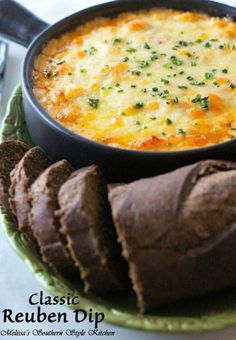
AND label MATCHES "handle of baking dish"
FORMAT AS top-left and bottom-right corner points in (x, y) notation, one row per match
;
(0, 0), (49, 47)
